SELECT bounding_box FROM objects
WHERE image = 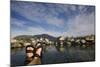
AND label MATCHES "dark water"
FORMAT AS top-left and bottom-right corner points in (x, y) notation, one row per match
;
(11, 45), (95, 66)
